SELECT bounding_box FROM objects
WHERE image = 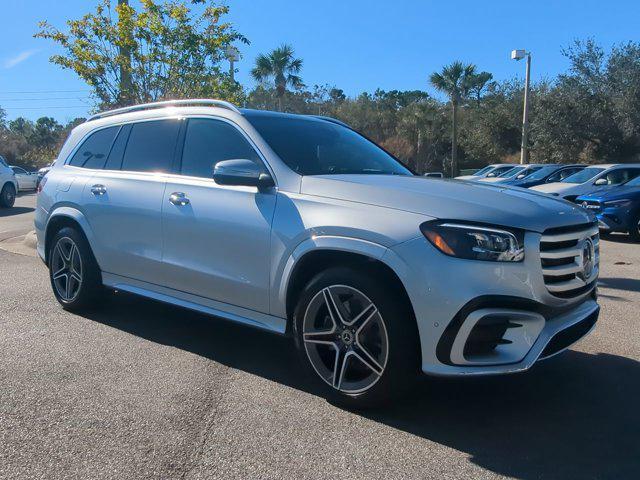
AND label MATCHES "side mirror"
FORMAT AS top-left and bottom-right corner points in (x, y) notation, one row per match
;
(486, 172), (496, 177)
(516, 174), (526, 179)
(213, 159), (274, 189)
(594, 178), (608, 186)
